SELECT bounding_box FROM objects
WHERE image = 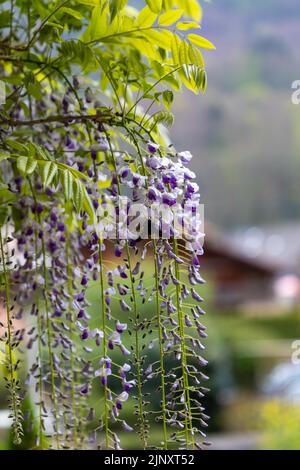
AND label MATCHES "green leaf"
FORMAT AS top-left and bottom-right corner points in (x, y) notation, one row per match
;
(0, 11), (10, 28)
(162, 90), (174, 110)
(6, 140), (28, 153)
(16, 156), (37, 175)
(200, 69), (207, 92)
(72, 179), (84, 212)
(59, 40), (95, 69)
(158, 9), (183, 26)
(82, 185), (96, 224)
(110, 0), (127, 23)
(154, 110), (174, 128)
(41, 161), (58, 187)
(145, 0), (162, 14)
(60, 167), (95, 223)
(0, 152), (9, 162)
(60, 169), (73, 201)
(27, 80), (43, 100)
(11, 205), (22, 232)
(0, 206), (8, 225)
(188, 33), (215, 50)
(36, 144), (53, 161)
